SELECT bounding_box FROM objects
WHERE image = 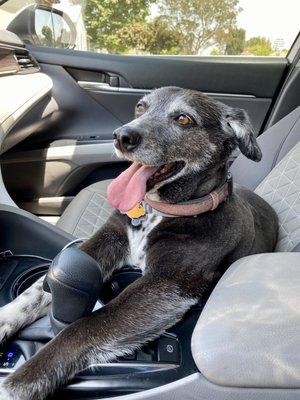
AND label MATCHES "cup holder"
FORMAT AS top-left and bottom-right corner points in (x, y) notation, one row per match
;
(100, 268), (142, 303)
(11, 264), (50, 298)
